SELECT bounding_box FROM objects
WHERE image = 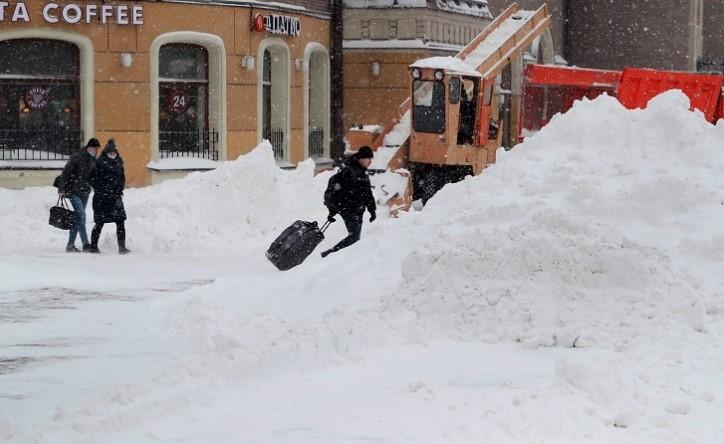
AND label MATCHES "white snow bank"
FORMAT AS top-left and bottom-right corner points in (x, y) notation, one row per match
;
(3, 91), (724, 443)
(0, 141), (330, 255)
(159, 90), (724, 441)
